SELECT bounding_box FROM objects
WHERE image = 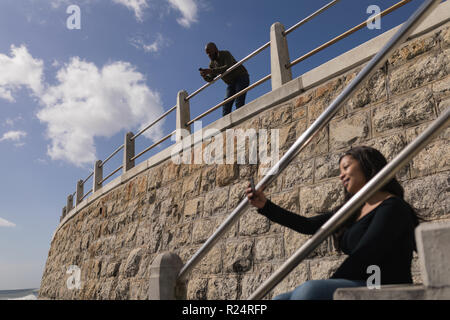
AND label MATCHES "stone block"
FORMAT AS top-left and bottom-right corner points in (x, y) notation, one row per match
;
(367, 132), (409, 181)
(239, 209), (270, 236)
(228, 181), (248, 210)
(309, 256), (346, 280)
(389, 49), (449, 94)
(198, 245), (222, 275)
(161, 161), (180, 184)
(164, 222), (192, 251)
(345, 69), (386, 112)
(203, 186), (229, 216)
(192, 218), (214, 244)
(404, 172), (449, 218)
(299, 179), (345, 215)
(269, 188), (300, 213)
(240, 264), (274, 300)
(372, 88), (436, 135)
(388, 29), (441, 67)
(284, 228), (330, 259)
(296, 126), (329, 160)
(206, 276), (239, 300)
(223, 240), (254, 273)
(294, 91), (313, 109)
(438, 96), (450, 115)
(181, 170), (202, 199)
(254, 236), (283, 263)
(183, 197), (203, 220)
(314, 153), (341, 182)
(122, 248), (143, 278)
(216, 164), (237, 187)
(280, 158), (314, 189)
(415, 221), (450, 287)
(408, 139), (449, 178)
(261, 102), (292, 129)
(329, 111), (370, 150)
(199, 165), (216, 193)
(186, 277), (208, 300)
